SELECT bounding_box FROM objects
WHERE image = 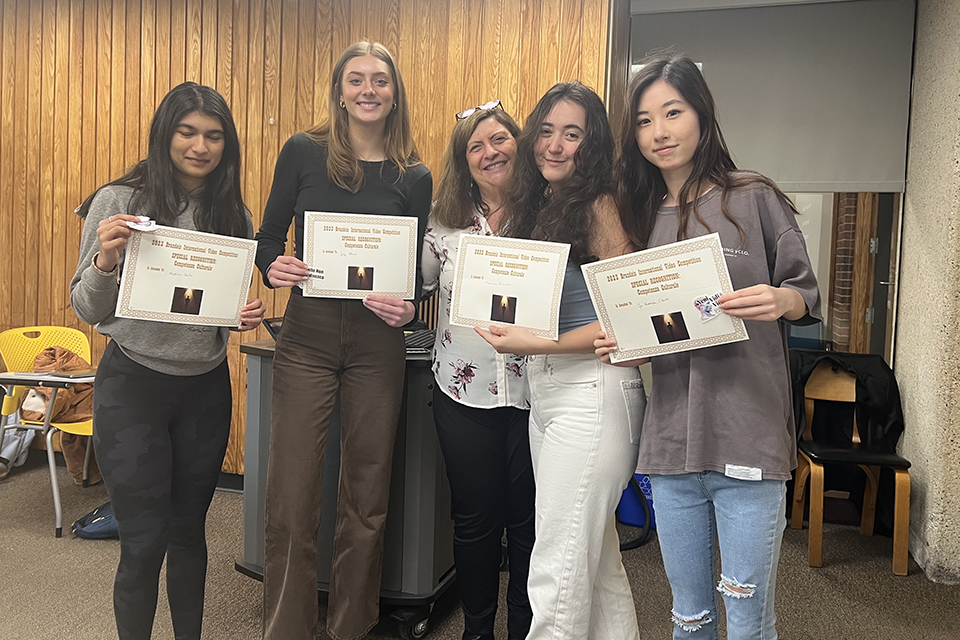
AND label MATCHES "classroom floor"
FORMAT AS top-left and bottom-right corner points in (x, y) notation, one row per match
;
(1, 453), (957, 639)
